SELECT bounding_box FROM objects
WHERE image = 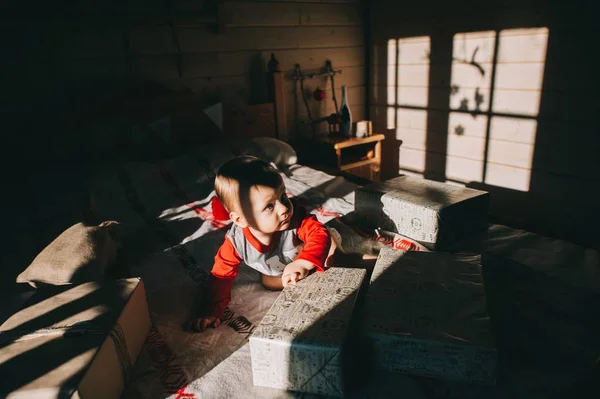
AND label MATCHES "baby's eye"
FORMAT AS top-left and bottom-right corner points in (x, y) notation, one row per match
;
(265, 204), (274, 211)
